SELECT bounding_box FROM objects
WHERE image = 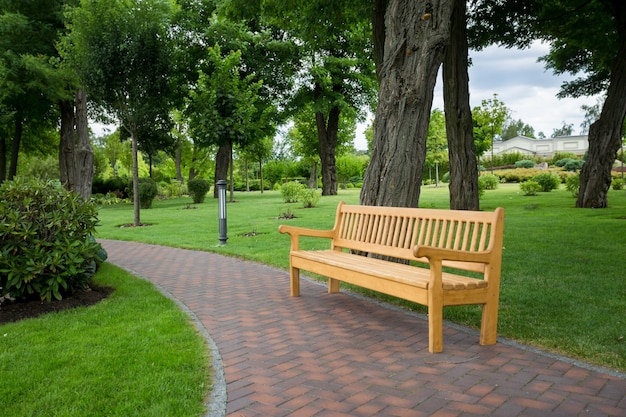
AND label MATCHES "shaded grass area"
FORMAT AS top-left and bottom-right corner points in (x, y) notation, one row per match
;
(0, 263), (210, 417)
(96, 185), (626, 372)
